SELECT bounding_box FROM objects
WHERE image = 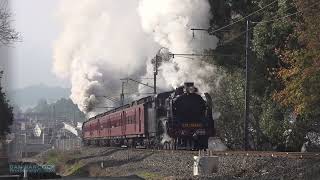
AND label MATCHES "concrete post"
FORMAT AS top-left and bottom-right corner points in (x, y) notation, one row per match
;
(193, 155), (219, 176)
